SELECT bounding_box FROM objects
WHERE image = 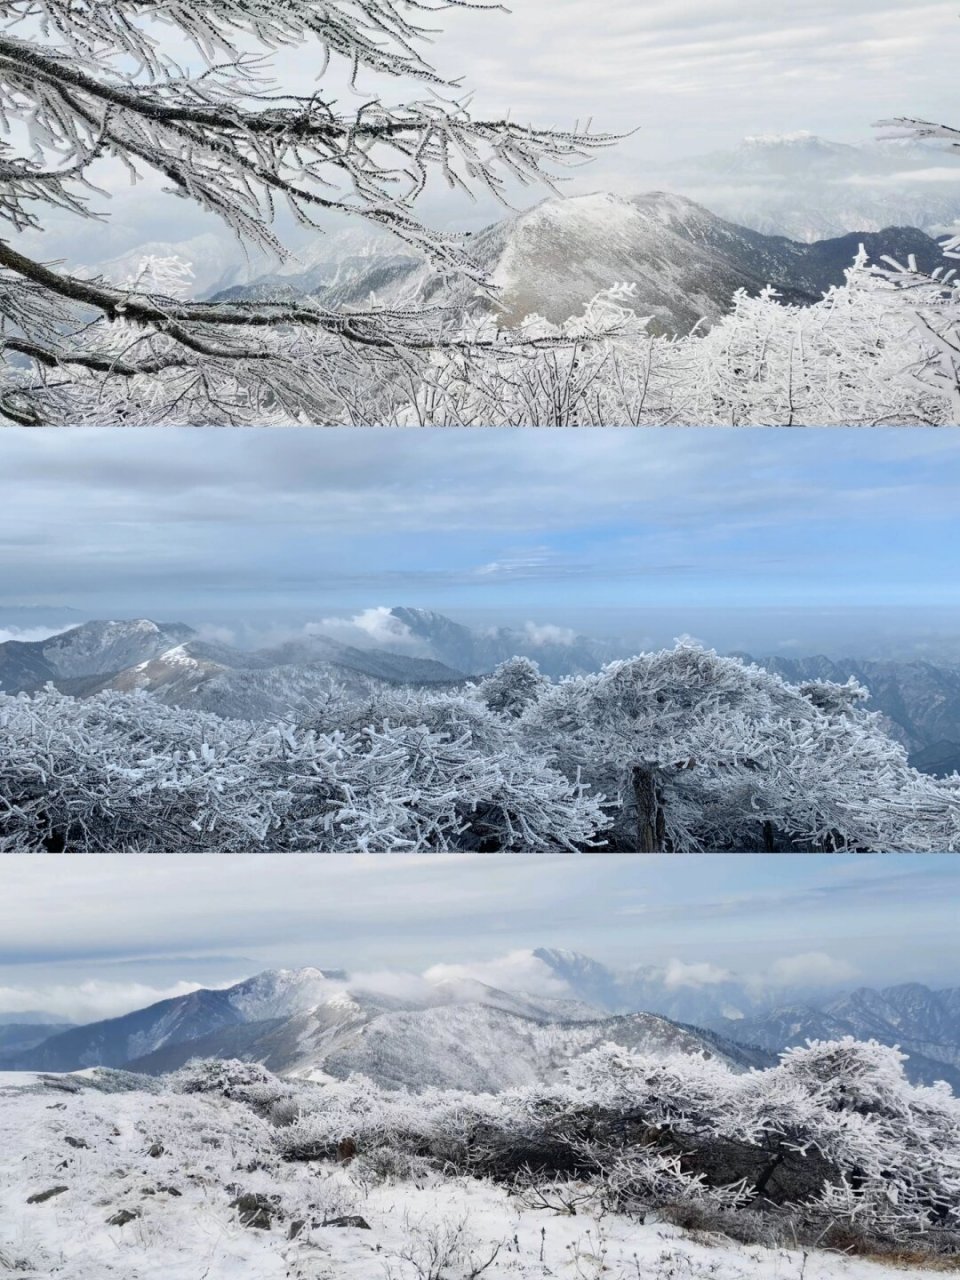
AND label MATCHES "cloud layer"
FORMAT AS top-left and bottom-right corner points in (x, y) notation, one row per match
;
(2, 428), (959, 628)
